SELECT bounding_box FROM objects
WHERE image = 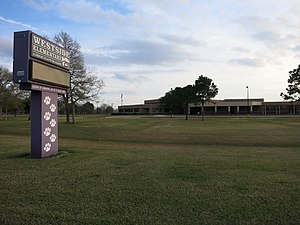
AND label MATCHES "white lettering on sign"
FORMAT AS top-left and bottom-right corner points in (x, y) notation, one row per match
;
(17, 71), (24, 76)
(31, 84), (66, 94)
(31, 33), (70, 70)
